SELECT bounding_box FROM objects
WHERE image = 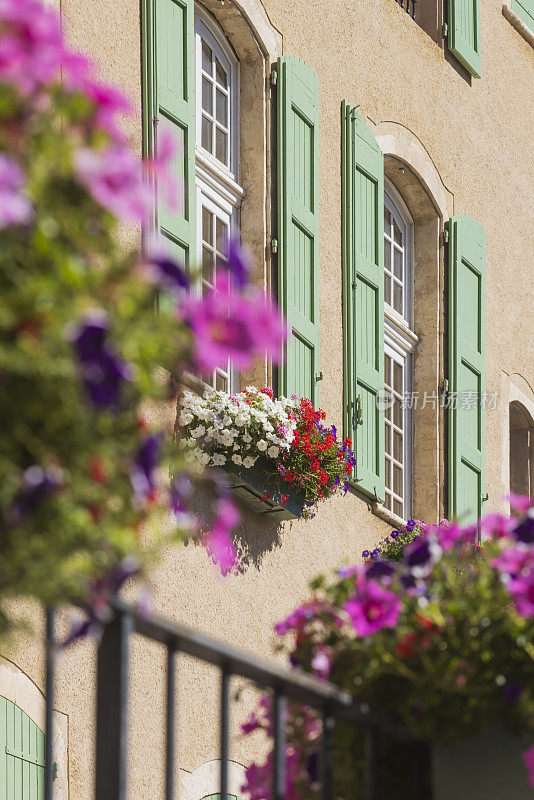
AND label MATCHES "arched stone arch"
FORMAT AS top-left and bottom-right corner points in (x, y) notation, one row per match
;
(0, 656), (69, 799)
(196, 0), (282, 61)
(497, 372), (534, 511)
(180, 758), (246, 800)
